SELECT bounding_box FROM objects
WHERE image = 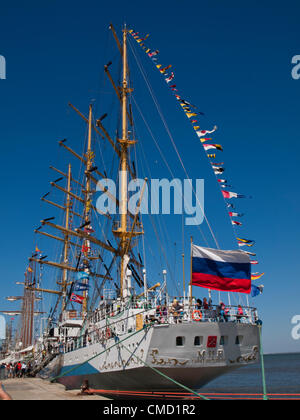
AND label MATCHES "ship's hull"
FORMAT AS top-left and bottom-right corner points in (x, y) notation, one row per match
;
(53, 322), (260, 395)
(57, 365), (238, 398)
